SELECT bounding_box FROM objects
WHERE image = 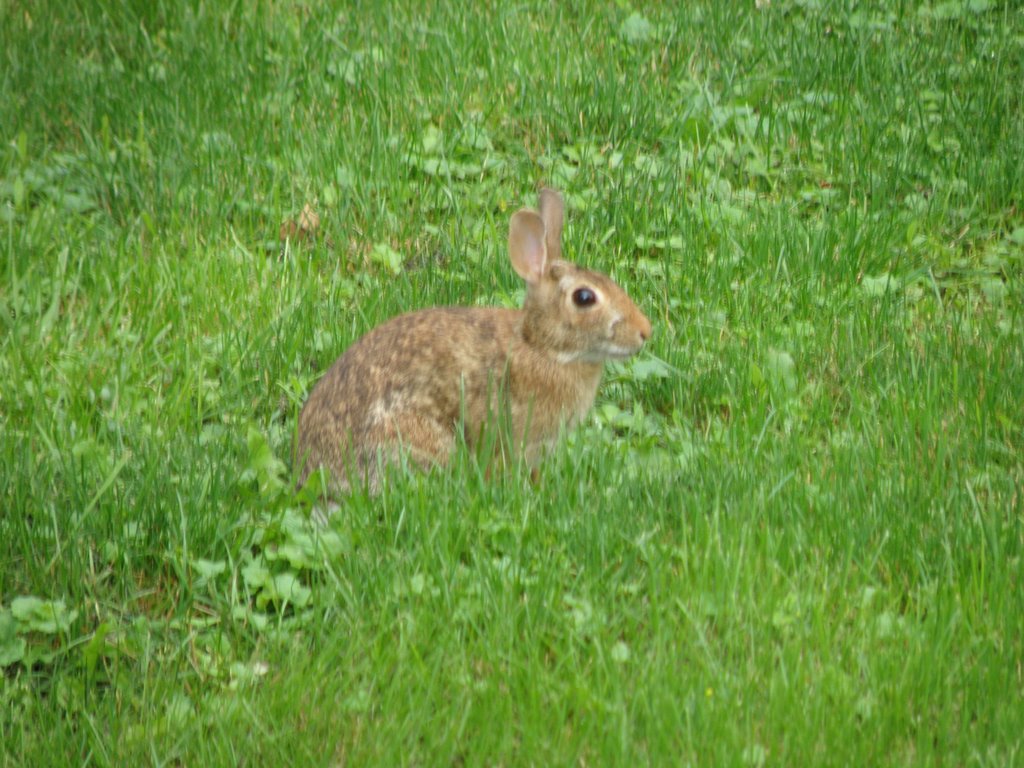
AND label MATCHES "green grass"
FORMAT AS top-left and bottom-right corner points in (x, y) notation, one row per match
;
(2, 0), (1023, 764)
